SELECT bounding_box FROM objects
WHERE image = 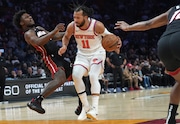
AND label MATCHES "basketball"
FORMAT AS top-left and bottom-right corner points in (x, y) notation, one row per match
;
(102, 34), (121, 52)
